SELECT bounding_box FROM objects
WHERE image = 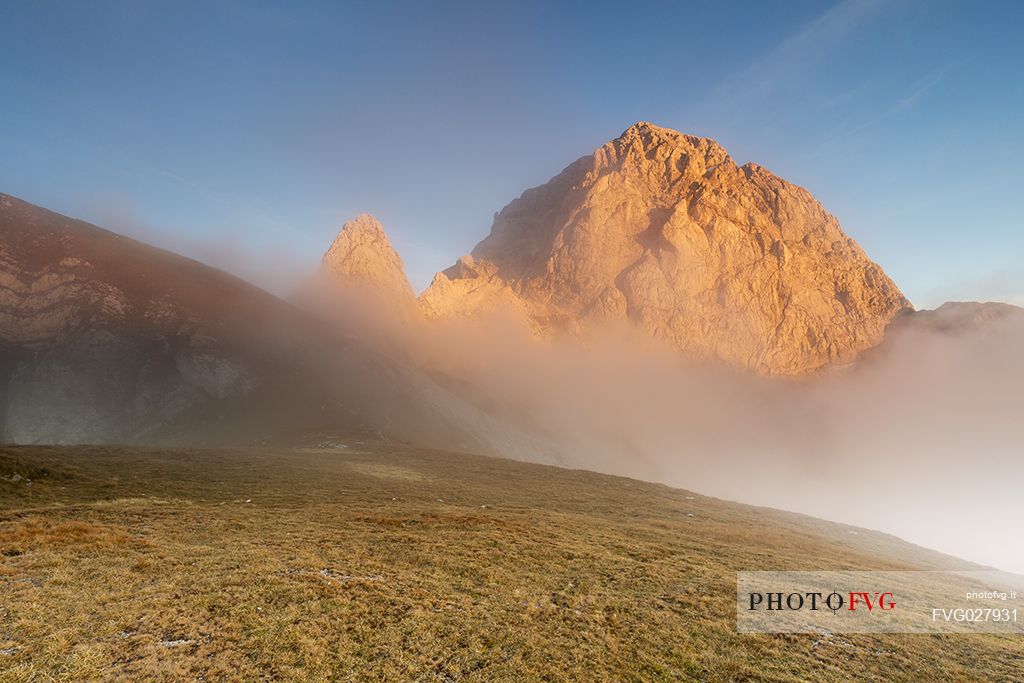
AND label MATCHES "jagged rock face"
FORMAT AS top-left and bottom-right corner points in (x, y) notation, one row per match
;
(320, 214), (417, 313)
(420, 122), (911, 374)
